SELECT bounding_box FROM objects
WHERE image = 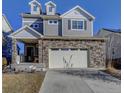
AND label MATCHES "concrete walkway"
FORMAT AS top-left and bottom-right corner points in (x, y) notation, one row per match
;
(39, 70), (94, 93)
